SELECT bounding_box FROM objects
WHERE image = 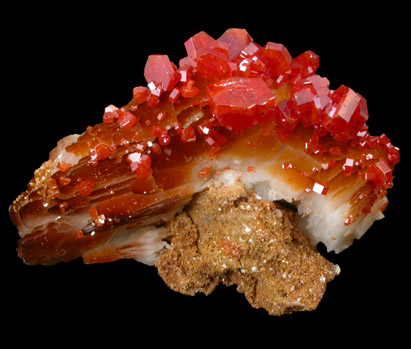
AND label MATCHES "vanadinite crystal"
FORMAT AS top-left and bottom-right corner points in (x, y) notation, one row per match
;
(12, 27), (401, 270)
(93, 28), (398, 217)
(207, 77), (276, 130)
(90, 28), (399, 195)
(144, 55), (180, 93)
(322, 85), (368, 141)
